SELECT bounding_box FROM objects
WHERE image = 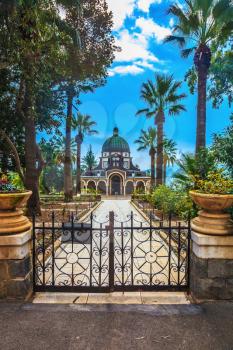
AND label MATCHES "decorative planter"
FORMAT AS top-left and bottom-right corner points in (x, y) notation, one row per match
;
(190, 191), (233, 235)
(0, 191), (32, 234)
